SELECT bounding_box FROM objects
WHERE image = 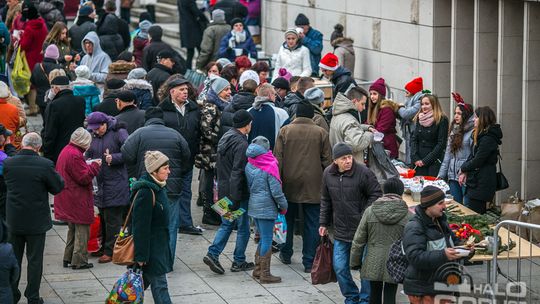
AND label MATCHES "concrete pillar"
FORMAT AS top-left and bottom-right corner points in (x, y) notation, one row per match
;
(521, 1), (540, 200)
(497, 0), (523, 201)
(473, 0), (498, 109)
(451, 0), (474, 110)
